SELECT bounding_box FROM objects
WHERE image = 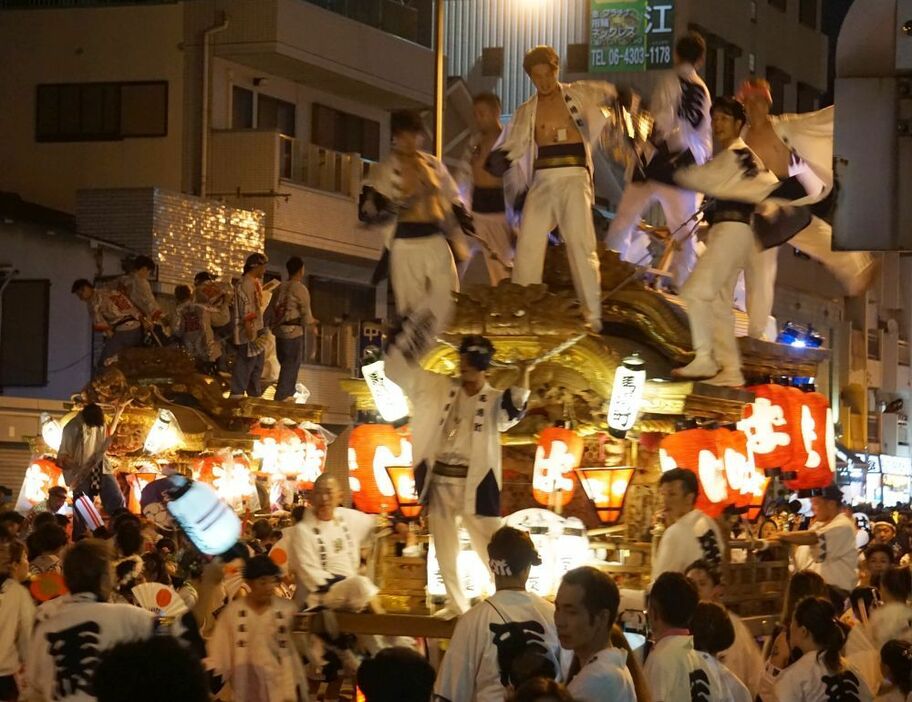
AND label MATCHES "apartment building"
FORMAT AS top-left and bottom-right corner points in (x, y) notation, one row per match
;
(0, 0), (435, 483)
